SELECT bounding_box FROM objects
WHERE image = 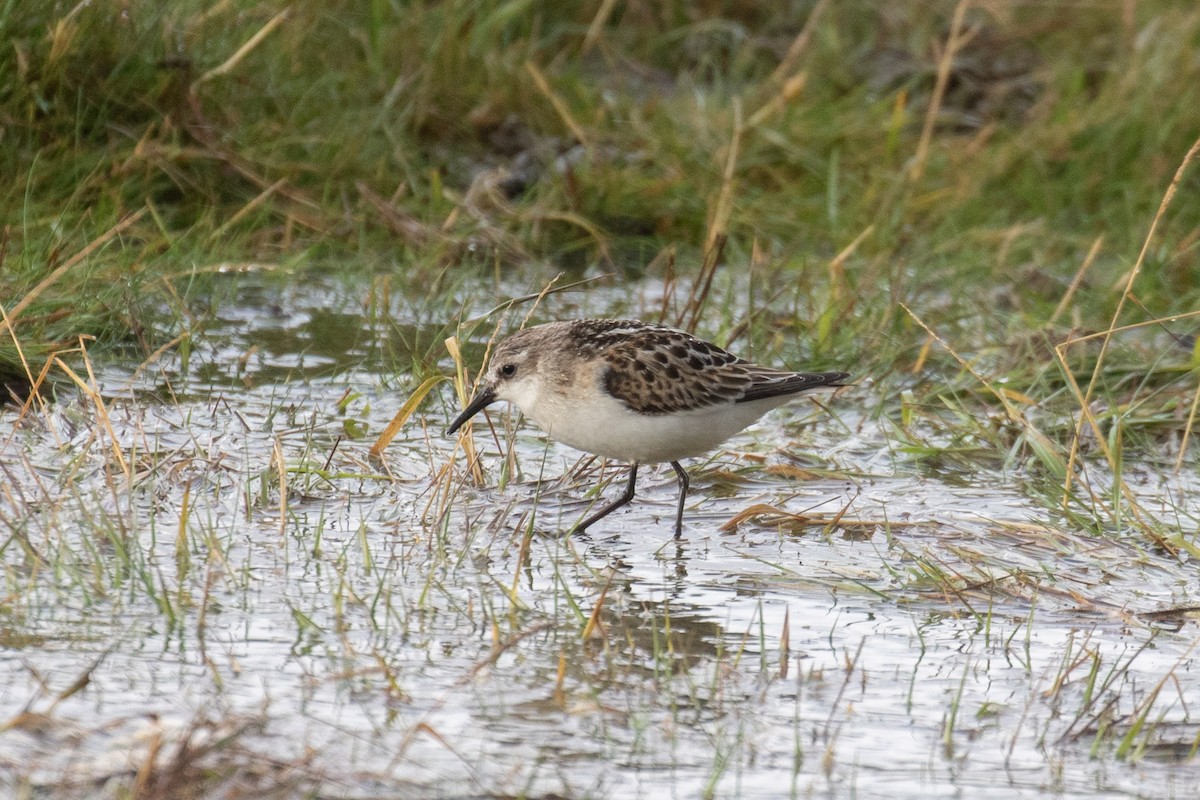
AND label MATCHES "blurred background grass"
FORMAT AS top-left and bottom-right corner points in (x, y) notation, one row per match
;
(2, 1), (1198, 473)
